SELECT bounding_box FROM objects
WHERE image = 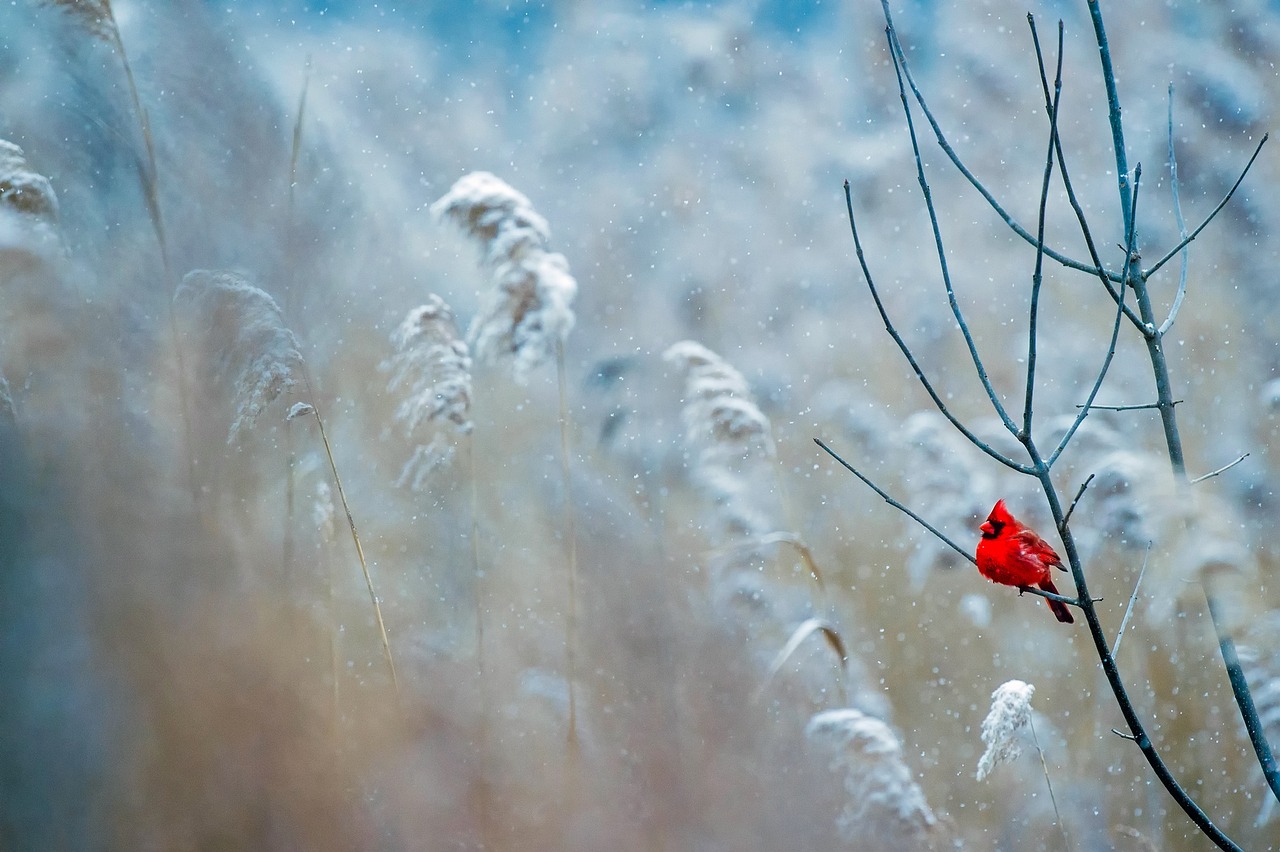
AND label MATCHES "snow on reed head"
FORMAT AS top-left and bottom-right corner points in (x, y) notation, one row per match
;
(41, 0), (119, 42)
(0, 375), (13, 422)
(174, 270), (304, 444)
(382, 294), (473, 490)
(431, 171), (576, 382)
(0, 140), (61, 263)
(806, 708), (938, 846)
(976, 679), (1035, 781)
(664, 340), (776, 539)
(0, 141), (58, 223)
